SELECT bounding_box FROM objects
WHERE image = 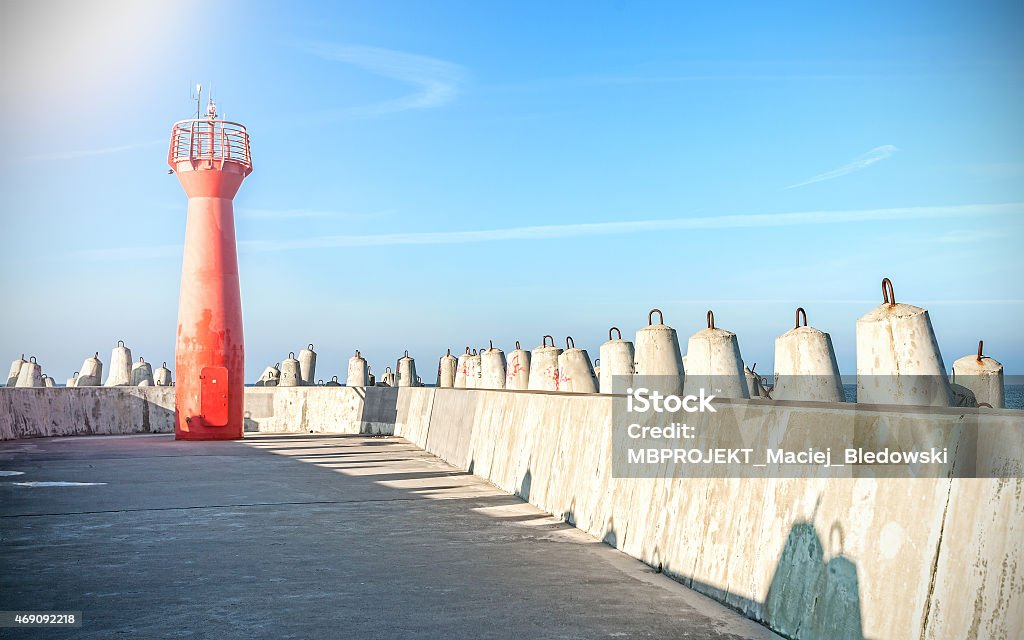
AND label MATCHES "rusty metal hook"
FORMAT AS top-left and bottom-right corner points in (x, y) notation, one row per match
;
(543, 335), (555, 347)
(882, 277), (896, 306)
(489, 340), (493, 351)
(404, 350), (409, 358)
(609, 326), (622, 340)
(308, 343), (314, 350)
(117, 340), (125, 347)
(796, 307), (808, 329)
(515, 340), (521, 350)
(566, 336), (575, 349)
(355, 350), (361, 358)
(977, 340), (984, 362)
(707, 310), (715, 329)
(648, 309), (663, 325)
